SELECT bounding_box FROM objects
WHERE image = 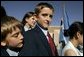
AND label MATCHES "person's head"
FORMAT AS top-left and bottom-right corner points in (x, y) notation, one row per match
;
(34, 2), (54, 29)
(64, 22), (83, 45)
(22, 12), (36, 28)
(1, 6), (7, 18)
(1, 16), (24, 48)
